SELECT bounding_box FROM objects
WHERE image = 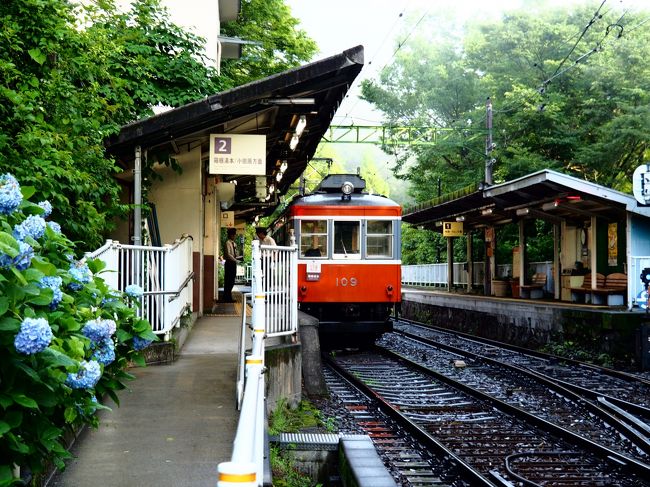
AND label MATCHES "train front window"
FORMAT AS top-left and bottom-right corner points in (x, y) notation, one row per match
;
(333, 221), (360, 259)
(366, 220), (393, 258)
(300, 220), (327, 258)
